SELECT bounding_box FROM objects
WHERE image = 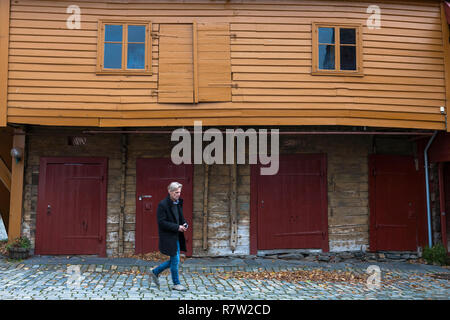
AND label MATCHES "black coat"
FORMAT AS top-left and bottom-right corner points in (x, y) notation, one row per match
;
(156, 194), (187, 256)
